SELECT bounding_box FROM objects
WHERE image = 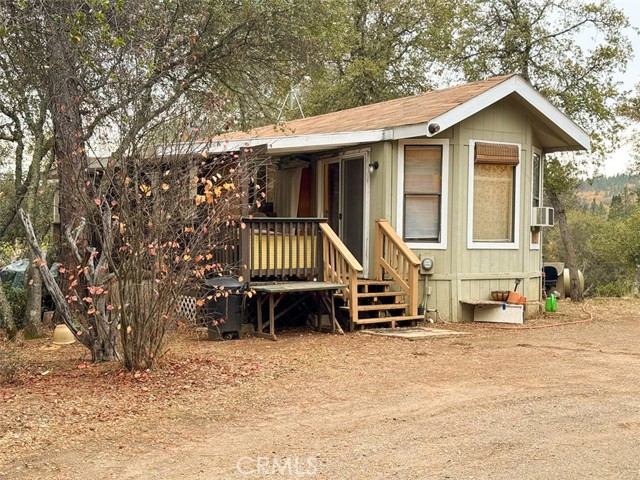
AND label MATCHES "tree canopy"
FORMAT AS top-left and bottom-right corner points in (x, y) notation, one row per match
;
(299, 0), (460, 116)
(451, 0), (631, 160)
(0, 0), (338, 360)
